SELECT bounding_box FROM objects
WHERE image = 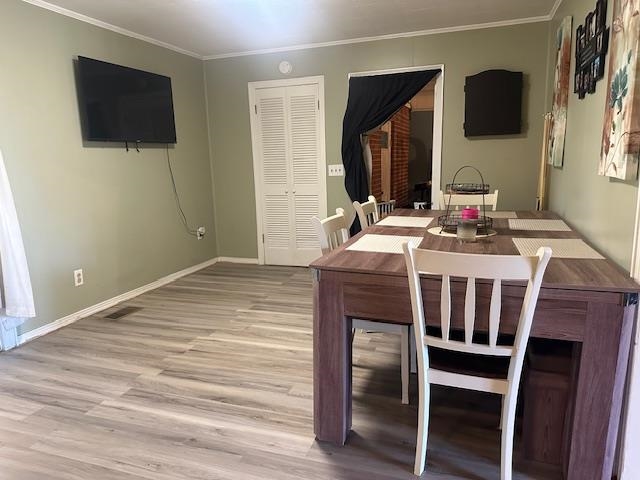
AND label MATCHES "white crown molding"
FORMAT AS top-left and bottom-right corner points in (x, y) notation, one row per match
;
(549, 0), (565, 20)
(202, 15), (550, 60)
(16, 256), (258, 345)
(22, 0), (561, 62)
(20, 0), (203, 59)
